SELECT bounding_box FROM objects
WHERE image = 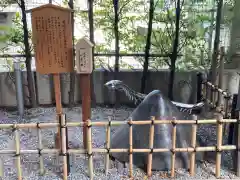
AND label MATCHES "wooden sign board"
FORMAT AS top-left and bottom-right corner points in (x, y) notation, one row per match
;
(75, 37), (93, 74)
(30, 4), (74, 74)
